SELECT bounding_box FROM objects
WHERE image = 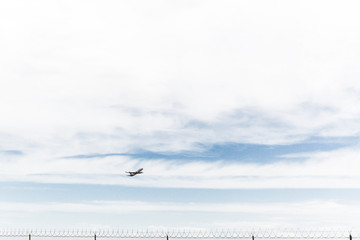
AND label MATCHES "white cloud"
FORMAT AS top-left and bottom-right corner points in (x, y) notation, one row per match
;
(0, 200), (359, 228)
(0, 200), (347, 214)
(1, 0), (360, 188)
